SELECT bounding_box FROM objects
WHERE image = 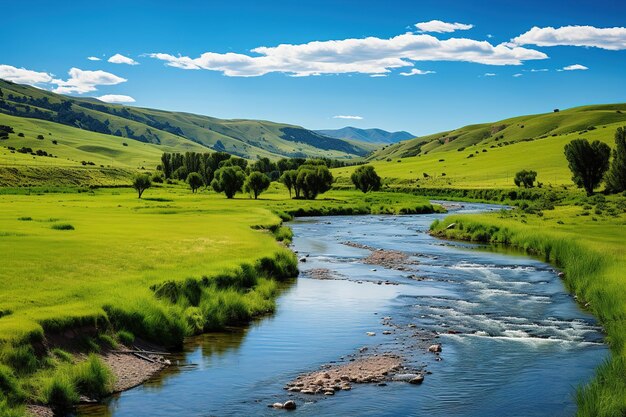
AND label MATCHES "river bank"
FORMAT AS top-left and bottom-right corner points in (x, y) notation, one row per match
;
(430, 205), (626, 417)
(77, 204), (606, 416)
